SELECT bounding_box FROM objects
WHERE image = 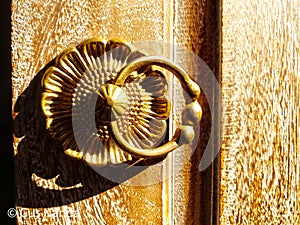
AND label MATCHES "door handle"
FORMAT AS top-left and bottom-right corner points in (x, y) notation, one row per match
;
(41, 38), (202, 166)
